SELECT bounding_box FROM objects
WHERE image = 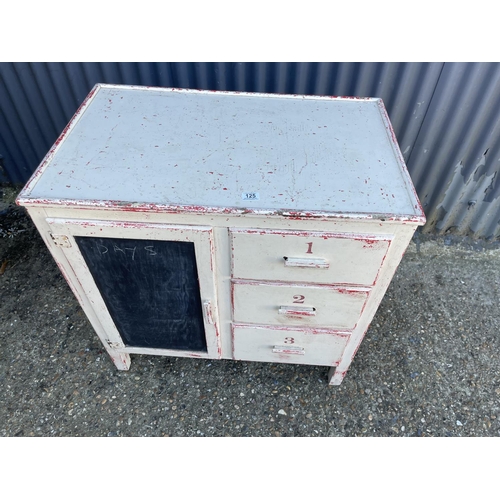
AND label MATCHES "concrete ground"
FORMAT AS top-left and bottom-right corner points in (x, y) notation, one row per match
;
(1, 185), (499, 437)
